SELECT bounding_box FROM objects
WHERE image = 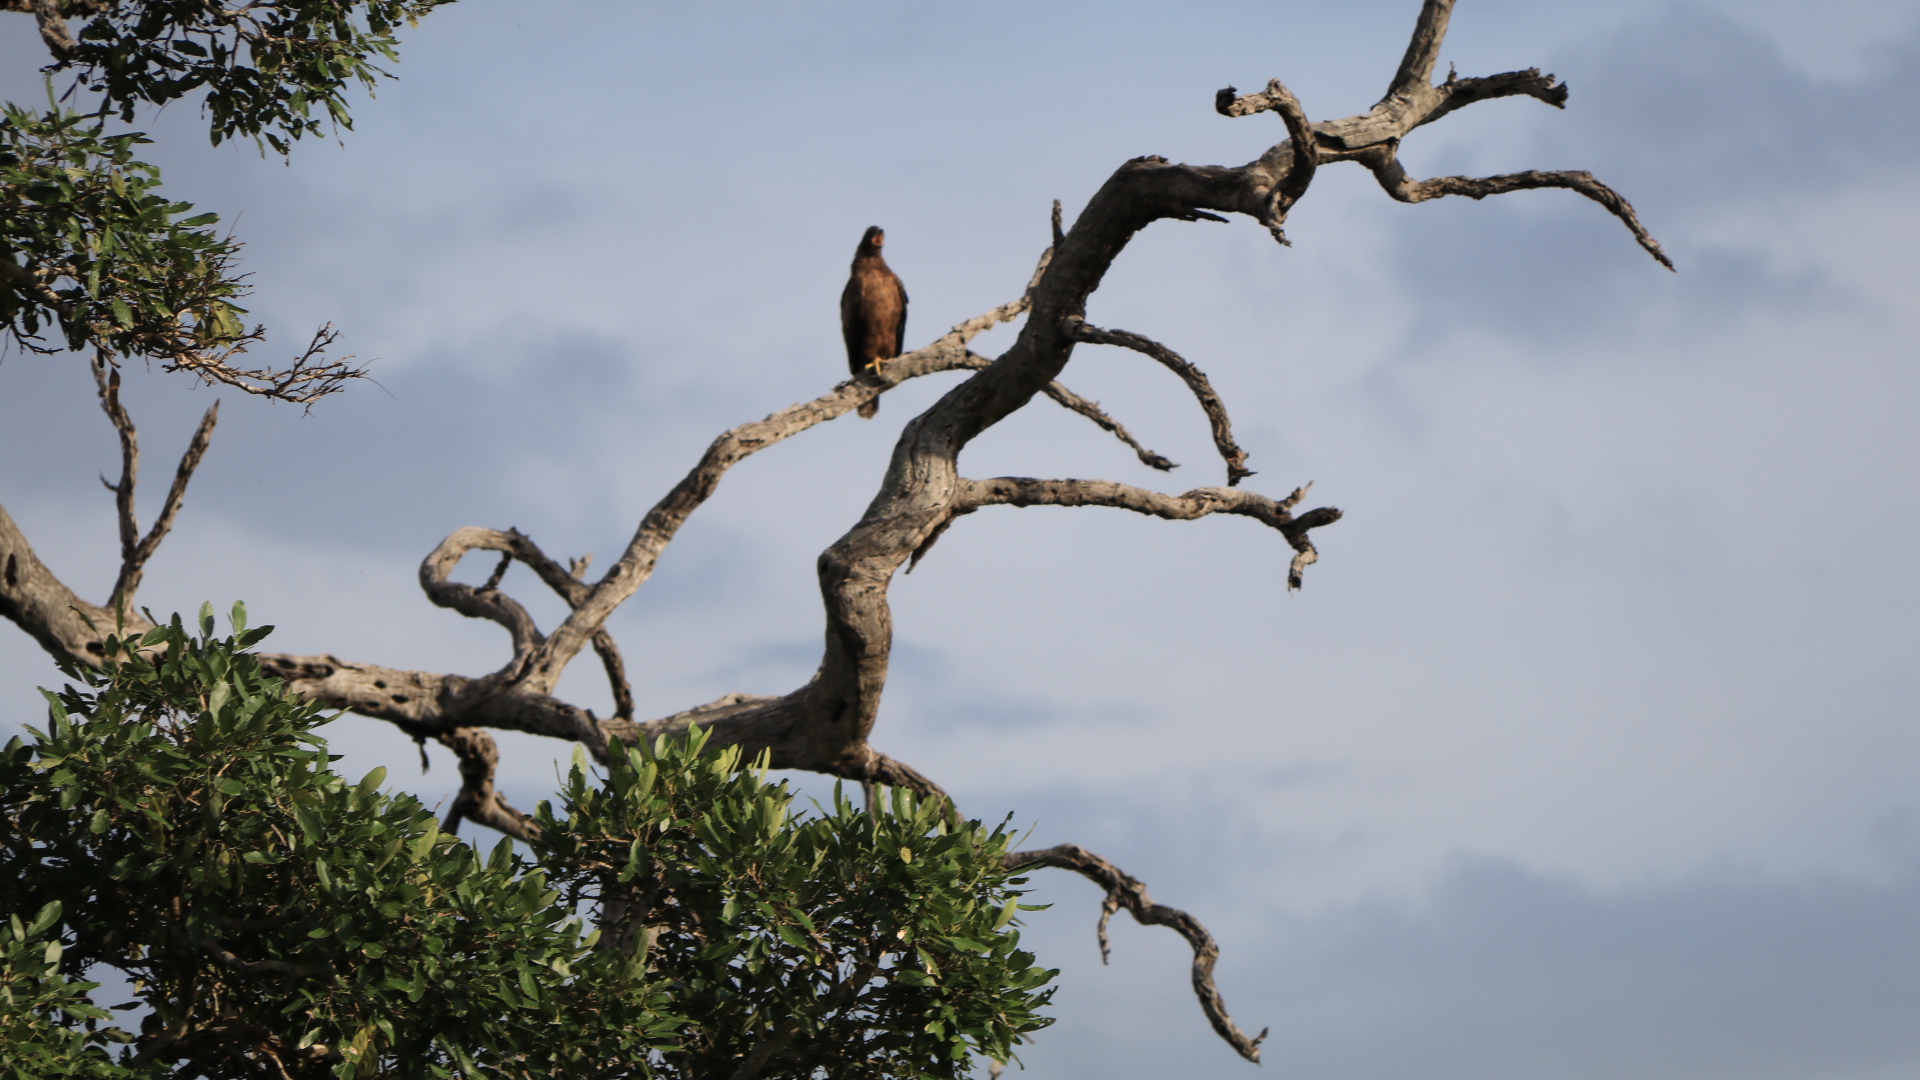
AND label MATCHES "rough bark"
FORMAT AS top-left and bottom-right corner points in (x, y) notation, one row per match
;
(0, 0), (1669, 1059)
